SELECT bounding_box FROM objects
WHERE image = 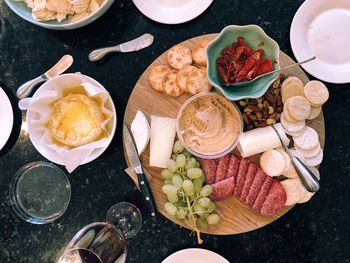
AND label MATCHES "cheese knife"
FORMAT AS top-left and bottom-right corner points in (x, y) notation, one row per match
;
(123, 123), (157, 218)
